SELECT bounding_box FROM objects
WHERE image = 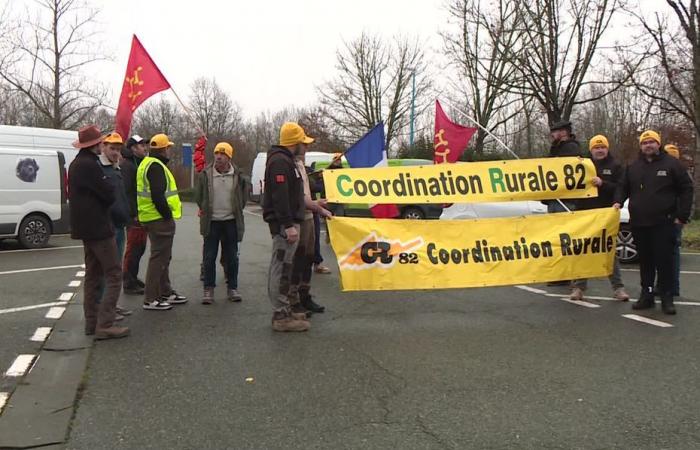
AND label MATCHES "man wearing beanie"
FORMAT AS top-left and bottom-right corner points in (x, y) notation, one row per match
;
(195, 142), (247, 304)
(263, 122), (314, 332)
(121, 135), (149, 295)
(570, 135), (629, 302)
(614, 130), (693, 314)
